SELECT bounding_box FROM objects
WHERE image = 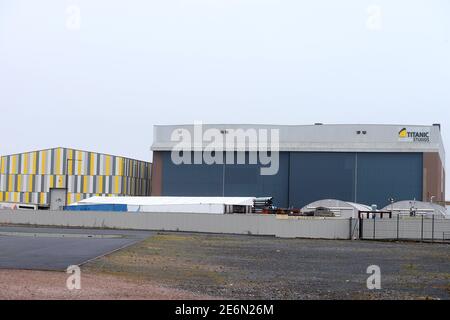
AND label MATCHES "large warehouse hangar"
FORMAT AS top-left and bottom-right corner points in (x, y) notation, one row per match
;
(0, 148), (151, 209)
(151, 124), (446, 208)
